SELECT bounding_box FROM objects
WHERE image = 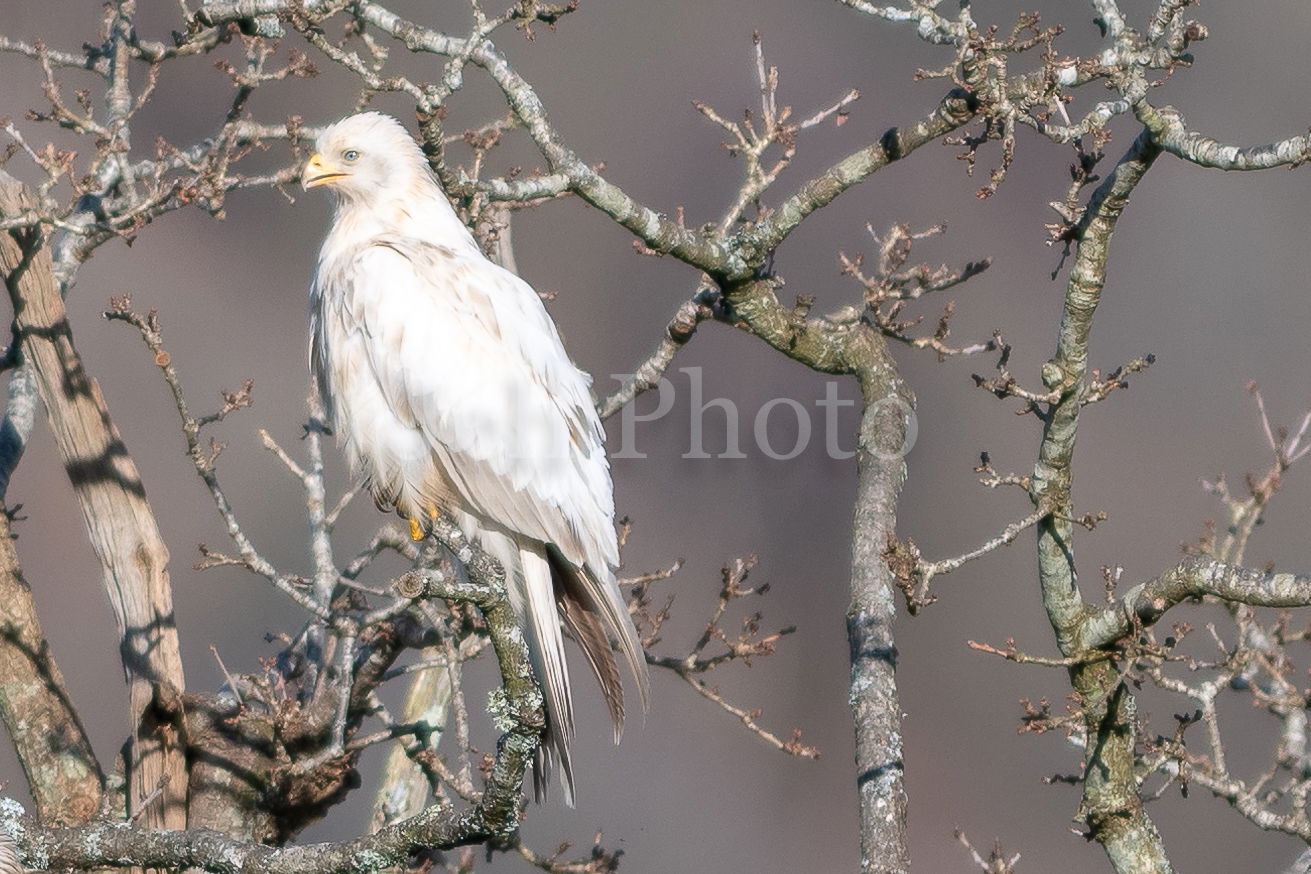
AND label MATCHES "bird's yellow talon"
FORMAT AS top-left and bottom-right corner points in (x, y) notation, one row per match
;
(407, 507), (439, 541)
